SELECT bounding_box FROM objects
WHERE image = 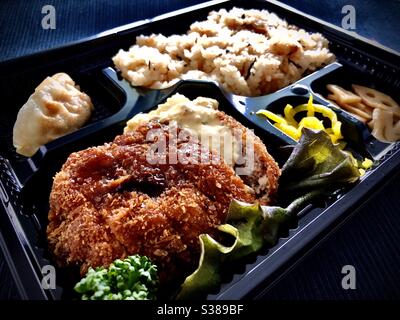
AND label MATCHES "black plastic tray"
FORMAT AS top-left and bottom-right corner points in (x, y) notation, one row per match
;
(0, 0), (399, 300)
